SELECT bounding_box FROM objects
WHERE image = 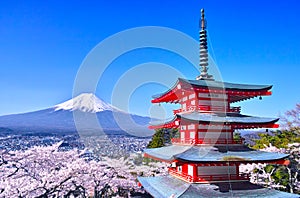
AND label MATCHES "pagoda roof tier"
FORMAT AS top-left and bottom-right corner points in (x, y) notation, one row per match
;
(149, 112), (279, 129)
(143, 144), (288, 163)
(138, 175), (298, 198)
(152, 78), (272, 103)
